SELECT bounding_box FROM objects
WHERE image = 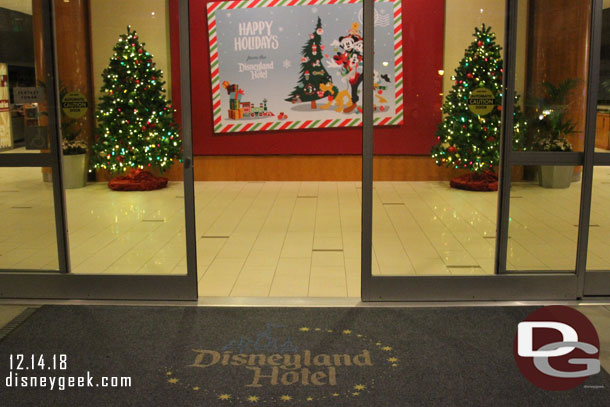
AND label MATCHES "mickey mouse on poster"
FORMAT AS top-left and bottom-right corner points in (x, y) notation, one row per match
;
(330, 22), (364, 113)
(332, 35), (356, 75)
